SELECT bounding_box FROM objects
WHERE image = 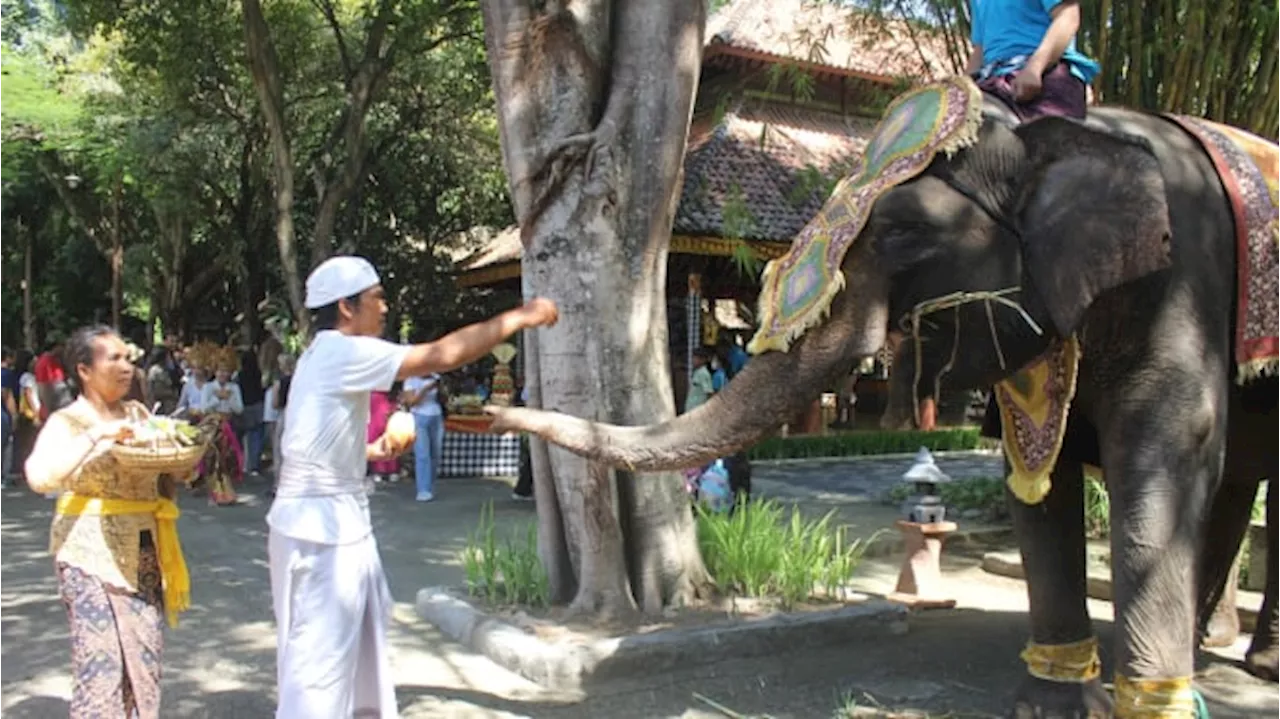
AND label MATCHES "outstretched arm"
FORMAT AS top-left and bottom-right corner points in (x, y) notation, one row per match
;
(396, 299), (558, 380)
(1014, 1), (1082, 100)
